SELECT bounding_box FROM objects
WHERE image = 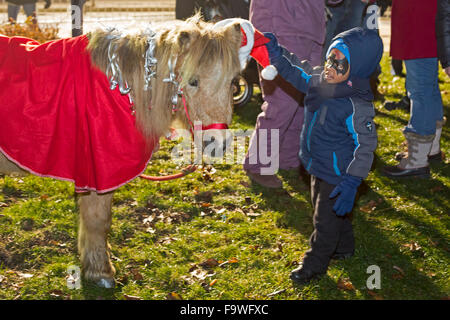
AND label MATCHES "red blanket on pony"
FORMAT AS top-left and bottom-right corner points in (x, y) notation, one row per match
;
(0, 35), (155, 193)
